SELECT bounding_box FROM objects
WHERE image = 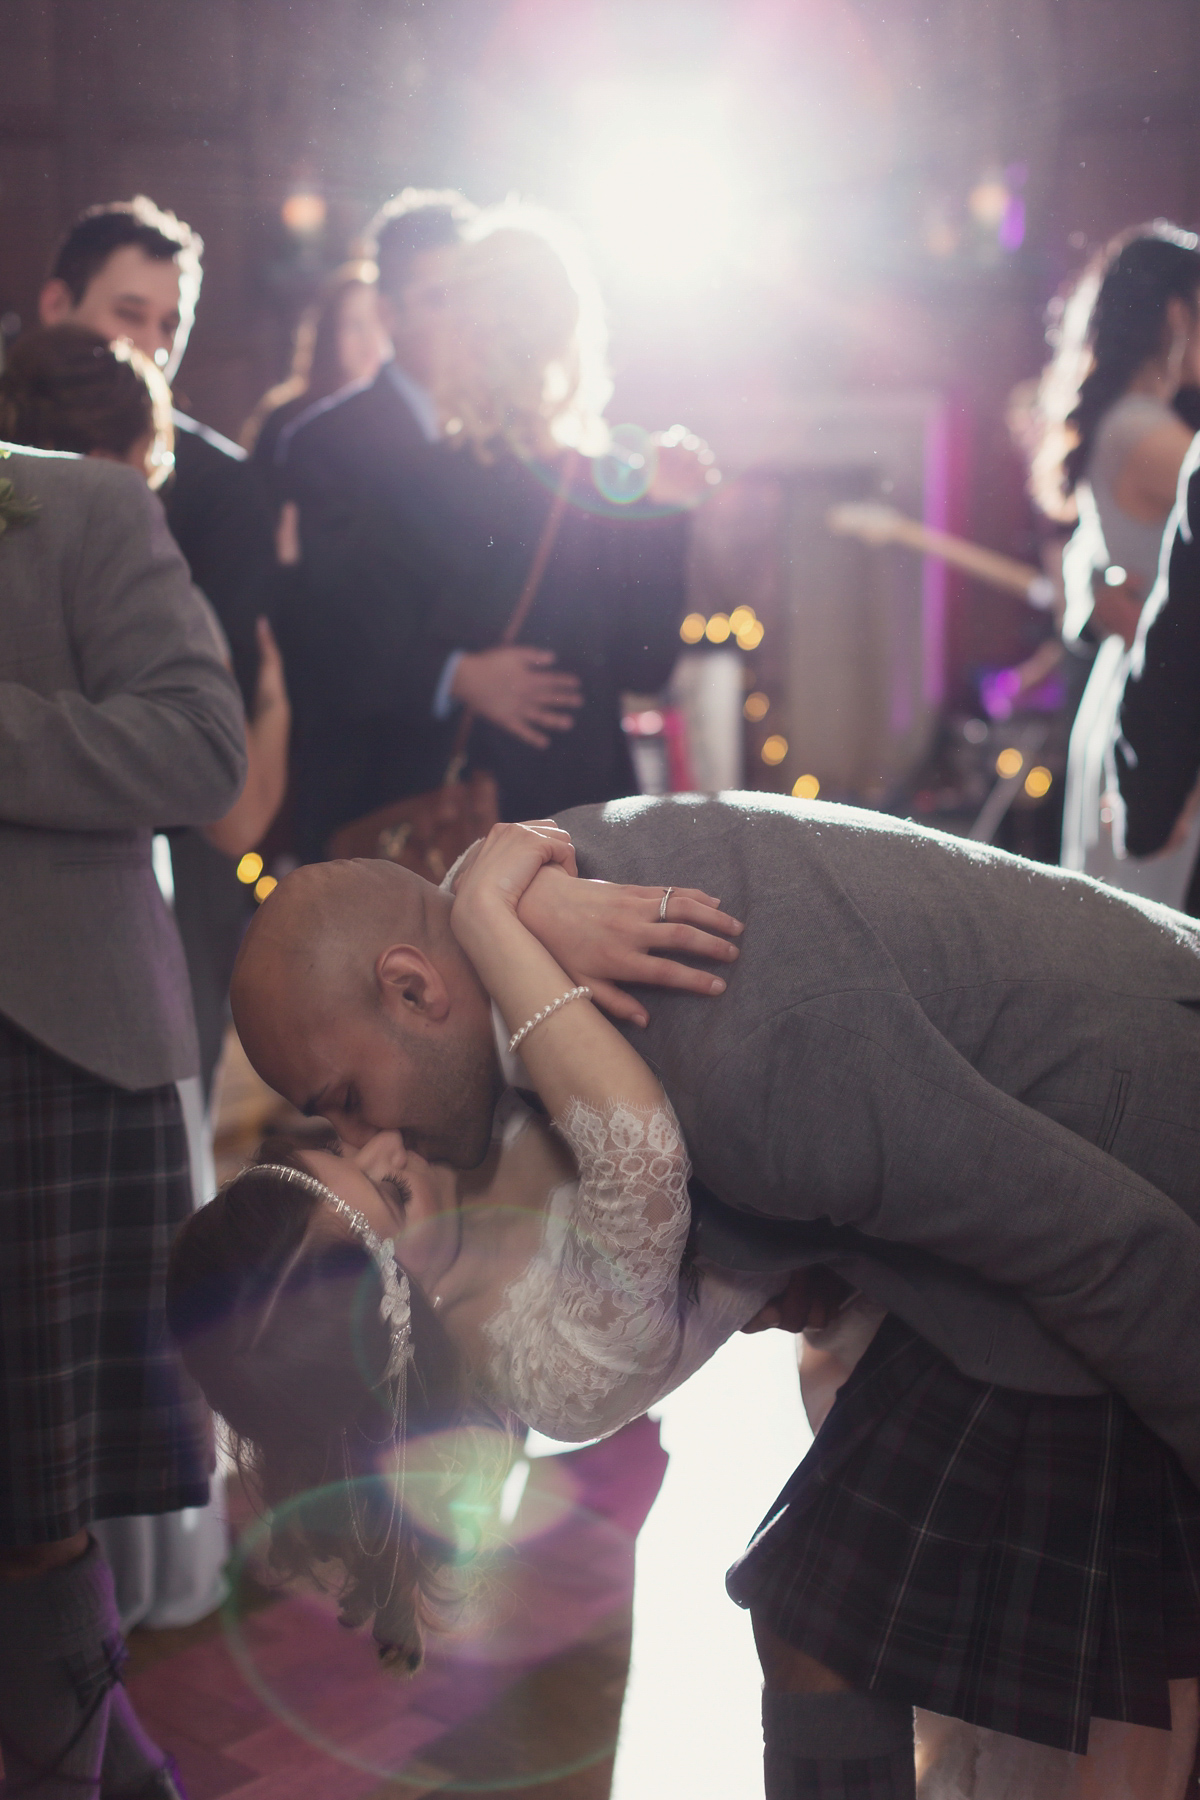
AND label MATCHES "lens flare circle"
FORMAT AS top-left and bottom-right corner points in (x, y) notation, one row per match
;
(592, 423), (657, 505)
(222, 1467), (632, 1790)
